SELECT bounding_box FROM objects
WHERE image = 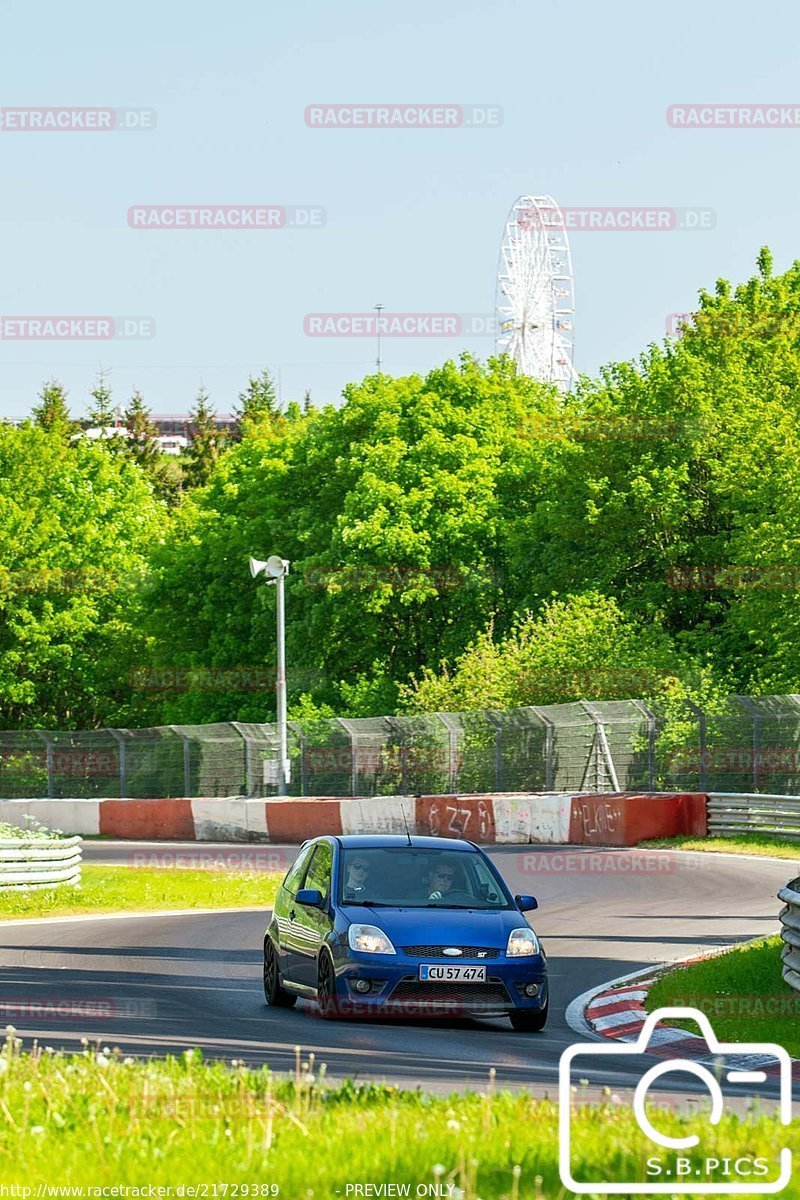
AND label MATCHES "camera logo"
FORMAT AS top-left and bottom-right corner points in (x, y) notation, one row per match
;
(559, 1006), (792, 1194)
